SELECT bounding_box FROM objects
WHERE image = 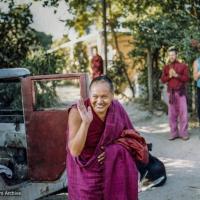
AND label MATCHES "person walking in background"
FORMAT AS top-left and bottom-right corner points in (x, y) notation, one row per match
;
(193, 57), (200, 126)
(91, 47), (104, 79)
(161, 47), (190, 141)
